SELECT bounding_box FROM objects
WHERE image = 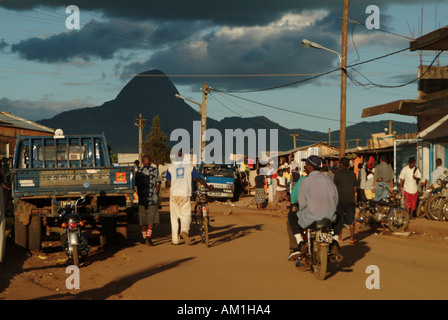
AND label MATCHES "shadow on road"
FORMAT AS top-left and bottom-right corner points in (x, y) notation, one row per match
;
(32, 257), (195, 300)
(207, 223), (264, 247)
(326, 229), (376, 279)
